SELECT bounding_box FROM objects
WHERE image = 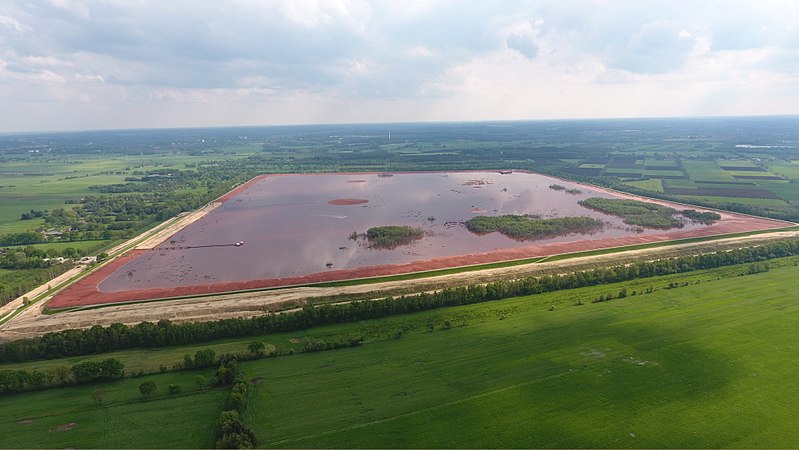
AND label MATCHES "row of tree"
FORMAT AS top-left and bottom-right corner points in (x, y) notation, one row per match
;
(0, 357), (124, 394)
(2, 238), (798, 364)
